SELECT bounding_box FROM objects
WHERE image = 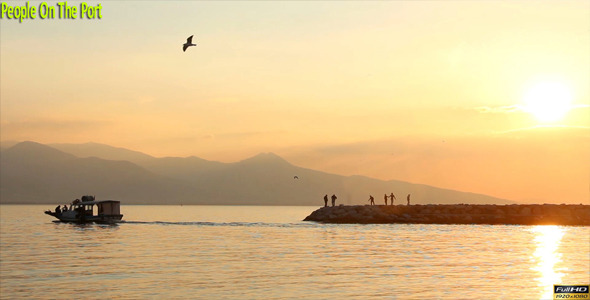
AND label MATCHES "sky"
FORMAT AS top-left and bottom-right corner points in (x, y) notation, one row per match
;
(1, 1), (589, 204)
